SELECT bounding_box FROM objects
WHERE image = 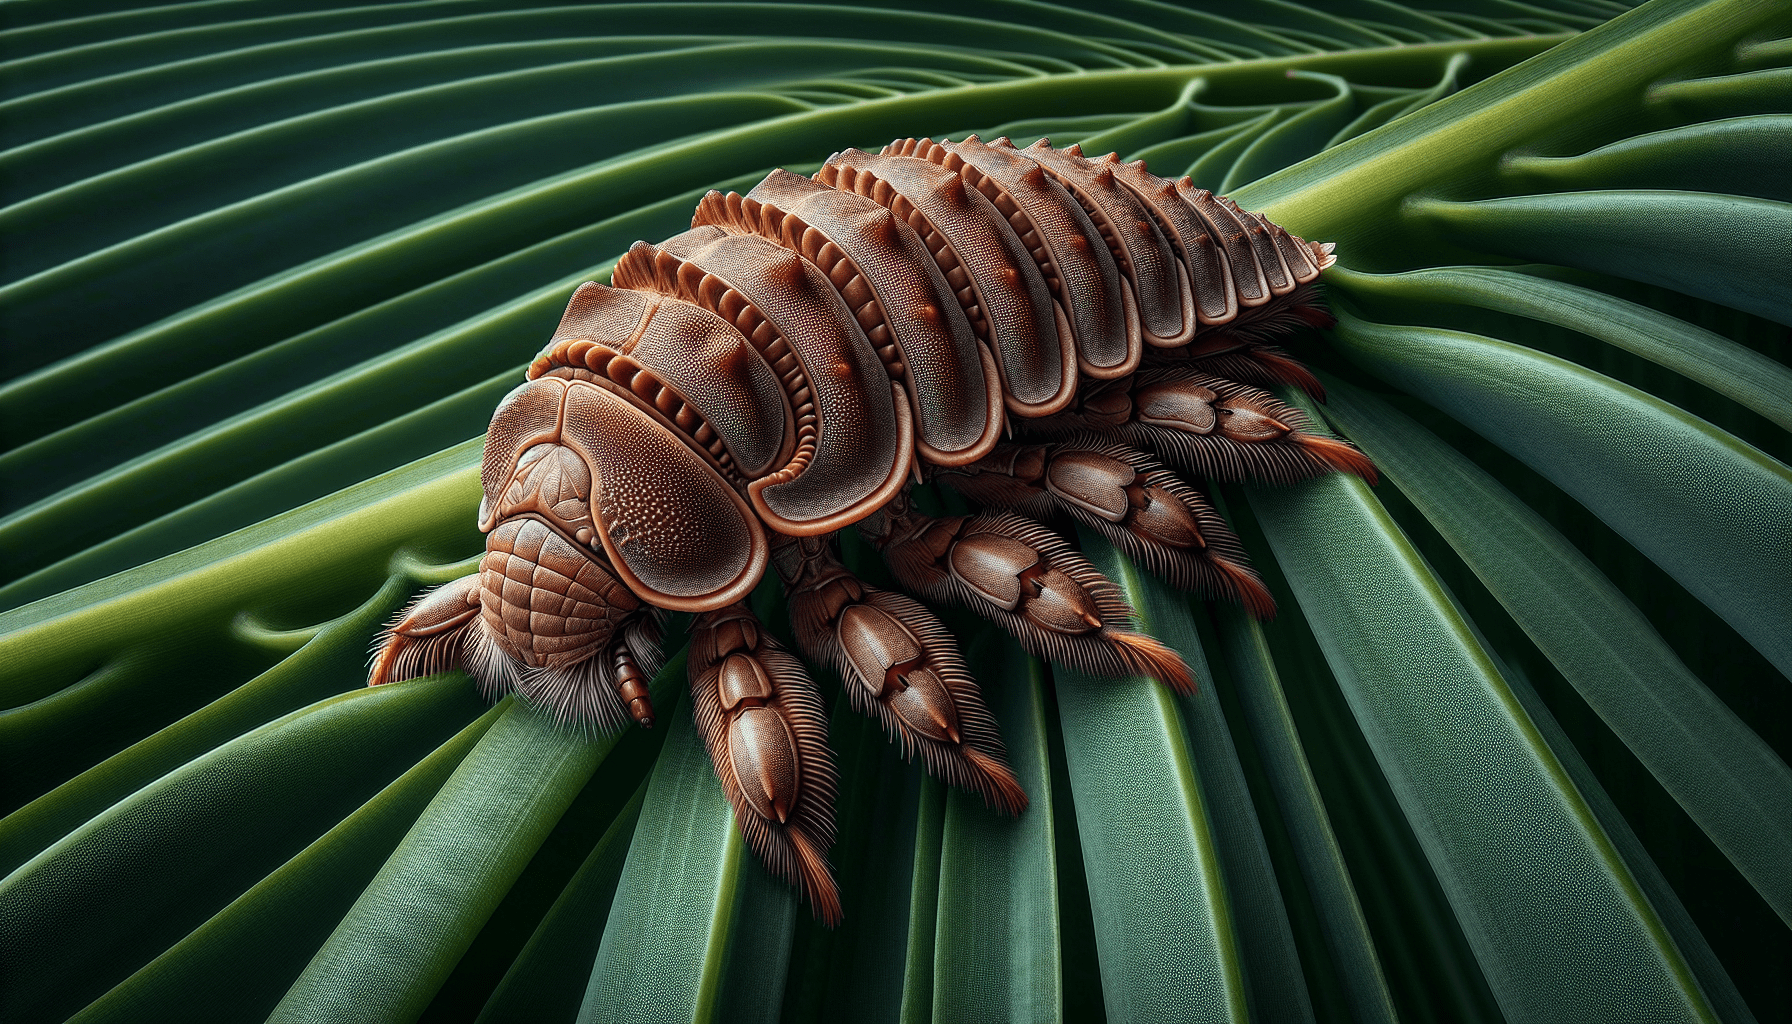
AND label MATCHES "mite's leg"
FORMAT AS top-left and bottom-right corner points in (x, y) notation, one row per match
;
(936, 443), (1275, 618)
(1200, 277), (1335, 343)
(369, 573), (485, 686)
(1025, 370), (1375, 484)
(609, 641), (659, 728)
(774, 535), (1027, 816)
(860, 503), (1195, 693)
(689, 602), (842, 925)
(1142, 332), (1326, 399)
